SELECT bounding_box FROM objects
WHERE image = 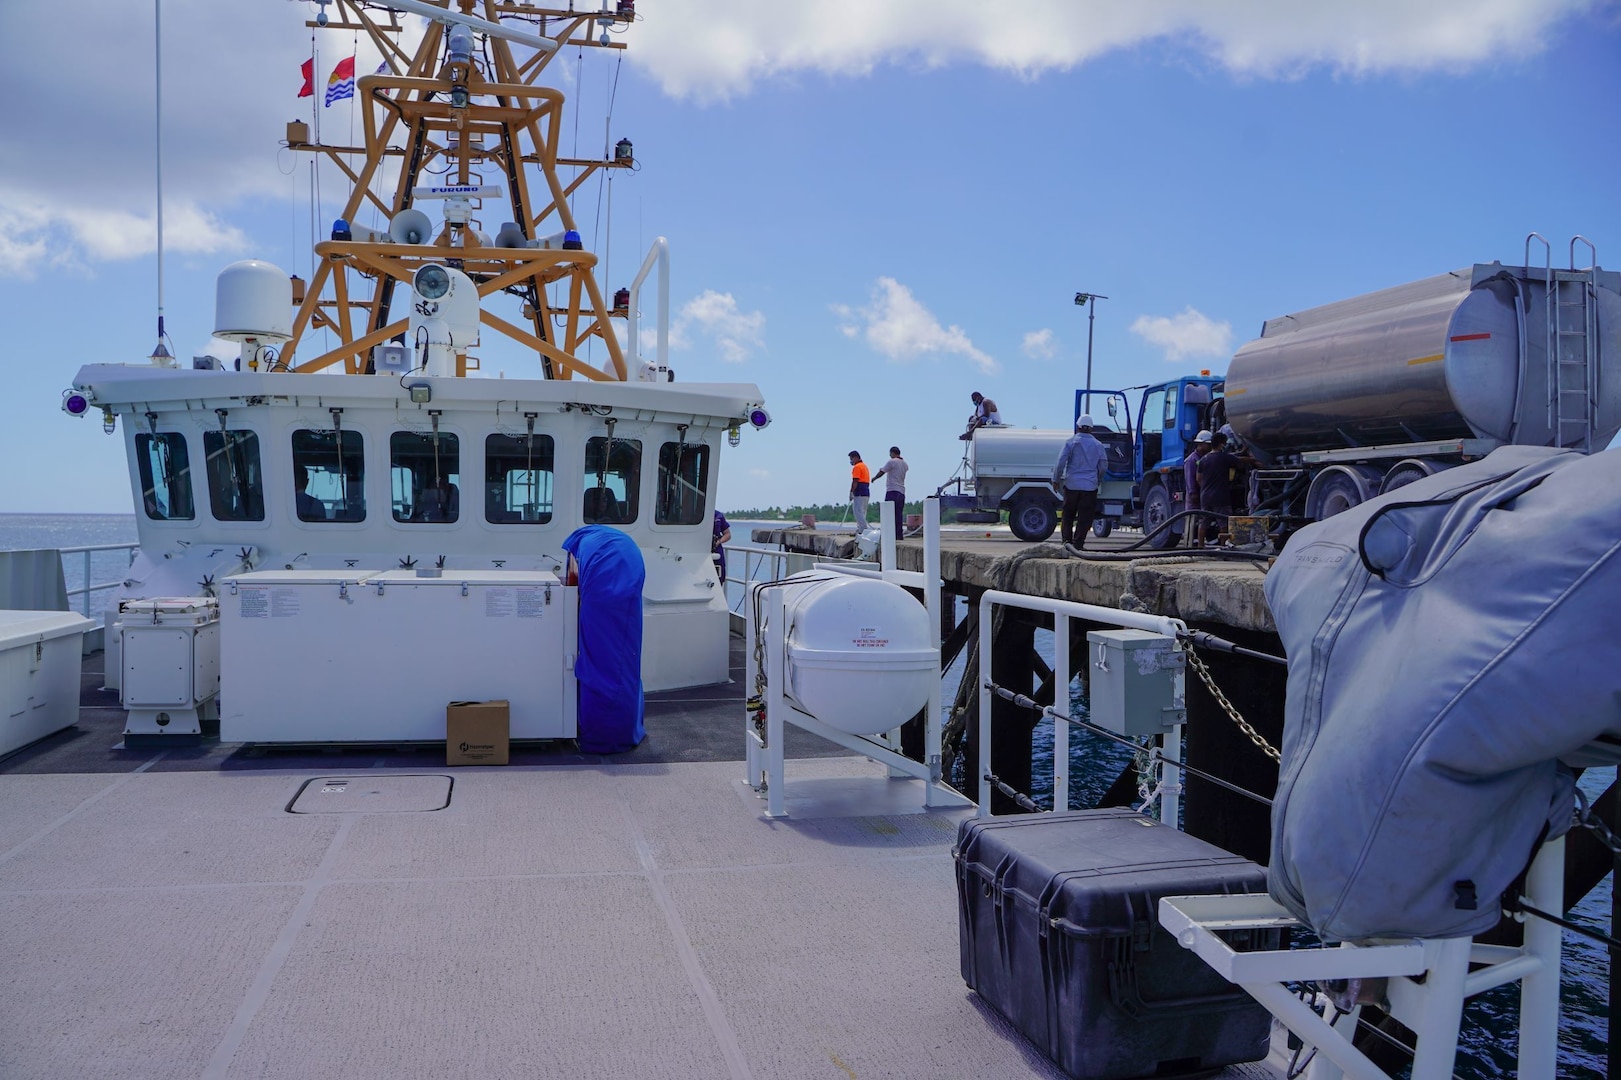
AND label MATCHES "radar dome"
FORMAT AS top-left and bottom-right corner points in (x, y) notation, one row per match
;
(214, 260), (292, 342)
